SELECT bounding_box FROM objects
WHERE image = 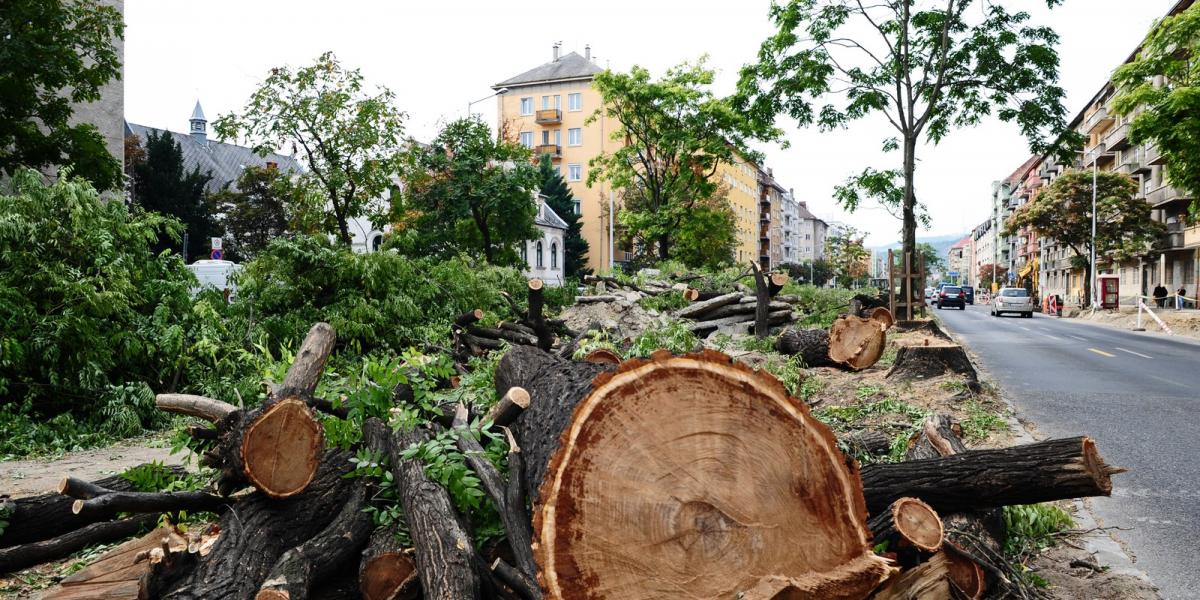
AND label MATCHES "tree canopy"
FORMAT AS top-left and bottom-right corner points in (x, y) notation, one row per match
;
(1005, 170), (1163, 303)
(588, 59), (778, 262)
(215, 52), (407, 246)
(0, 0), (124, 190)
(1111, 2), (1200, 222)
(393, 117), (540, 265)
(825, 227), (871, 288)
(738, 0), (1073, 295)
(128, 131), (215, 261)
(208, 165), (306, 261)
(538, 155), (591, 278)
